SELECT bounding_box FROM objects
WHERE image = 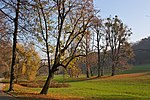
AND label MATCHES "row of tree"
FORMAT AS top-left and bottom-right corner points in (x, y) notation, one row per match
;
(0, 0), (133, 94)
